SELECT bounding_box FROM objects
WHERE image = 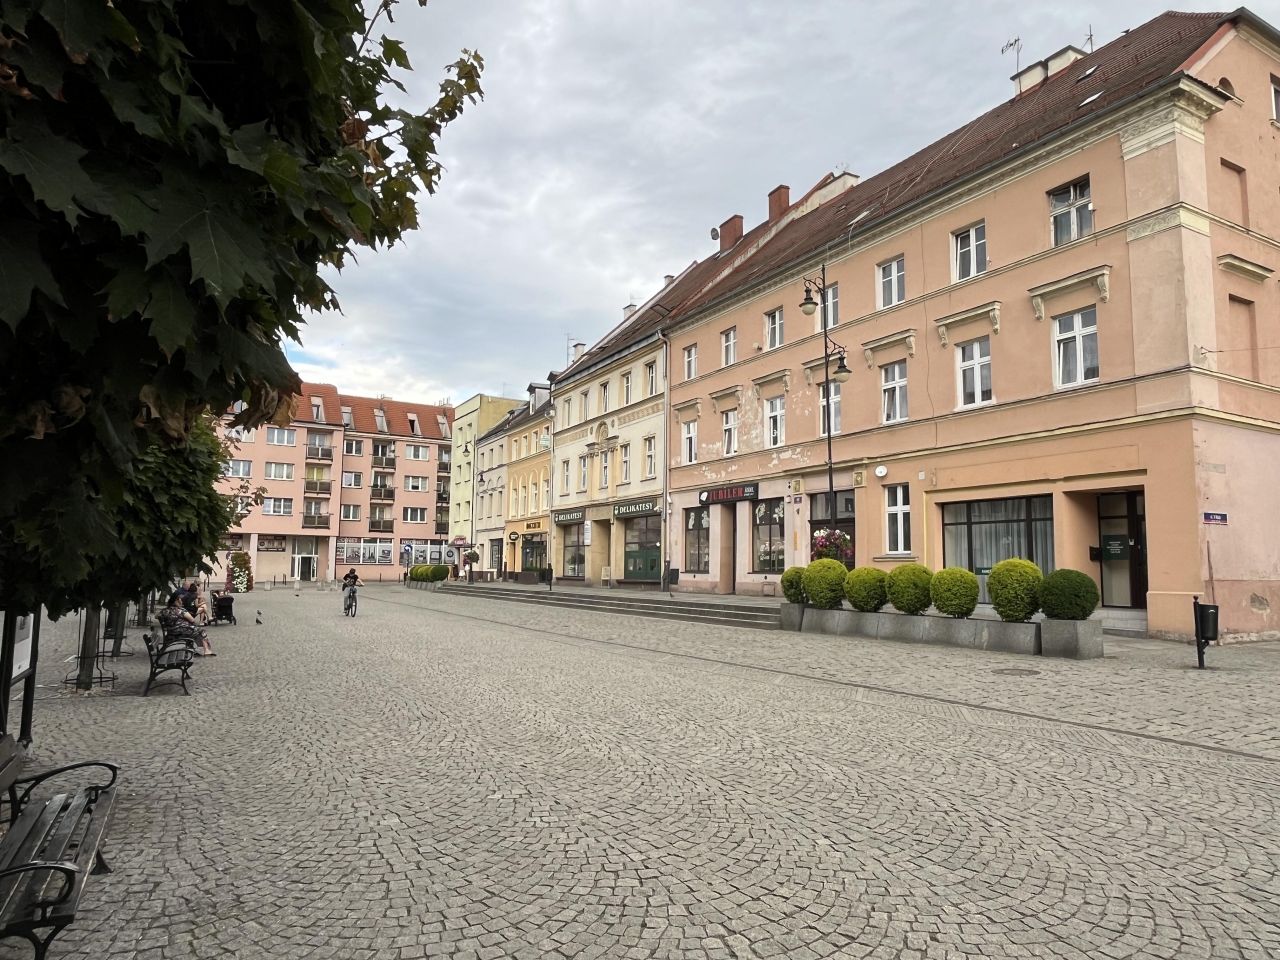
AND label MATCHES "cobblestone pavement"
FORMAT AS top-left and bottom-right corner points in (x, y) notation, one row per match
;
(10, 585), (1278, 960)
